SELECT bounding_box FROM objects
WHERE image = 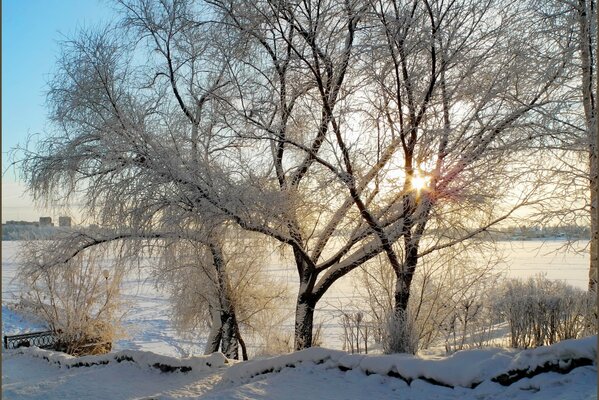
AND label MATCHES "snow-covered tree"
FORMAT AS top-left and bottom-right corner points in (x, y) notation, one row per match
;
(520, 0), (599, 291)
(208, 0), (567, 350)
(18, 3), (259, 359)
(18, 0), (571, 352)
